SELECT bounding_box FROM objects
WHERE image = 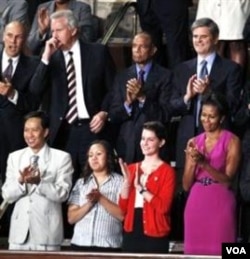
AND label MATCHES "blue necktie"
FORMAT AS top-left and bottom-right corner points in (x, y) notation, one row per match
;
(199, 60), (208, 79)
(196, 60), (208, 127)
(138, 69), (145, 86)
